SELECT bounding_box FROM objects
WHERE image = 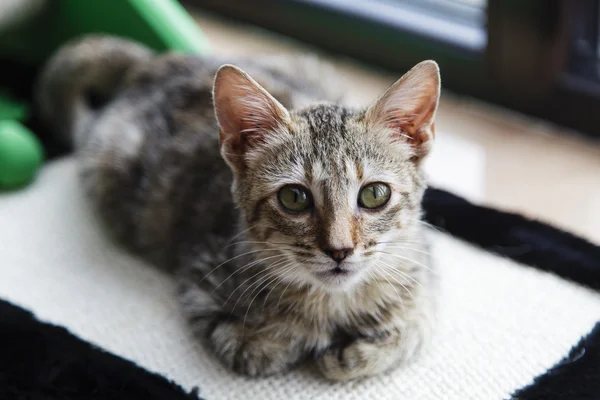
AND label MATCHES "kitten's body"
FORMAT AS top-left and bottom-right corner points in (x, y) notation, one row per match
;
(37, 36), (439, 380)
